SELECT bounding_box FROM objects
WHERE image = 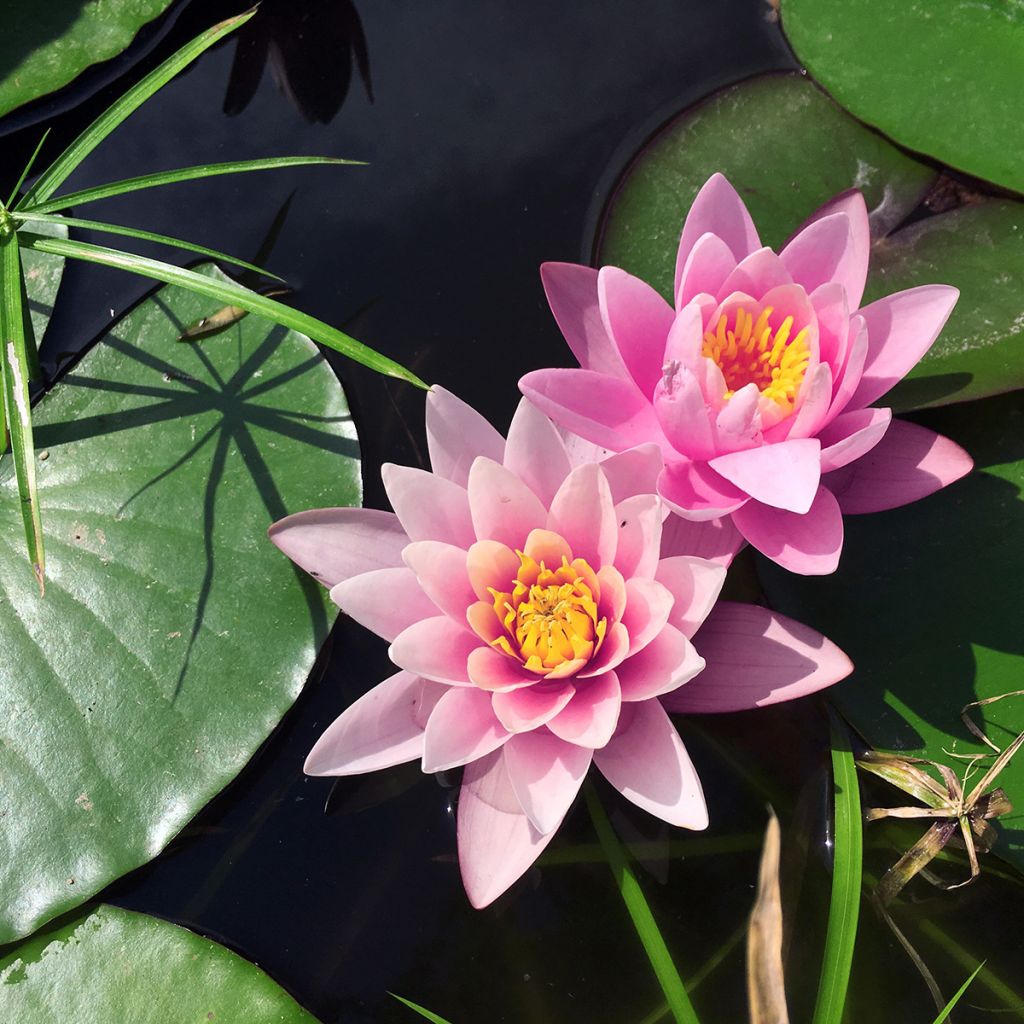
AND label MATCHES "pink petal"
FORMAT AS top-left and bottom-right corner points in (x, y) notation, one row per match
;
(717, 247), (792, 300)
(523, 528), (573, 567)
(468, 457), (548, 548)
(458, 749), (558, 908)
(593, 701), (708, 828)
(655, 555), (728, 638)
(790, 190), (870, 309)
(520, 368), (667, 453)
(425, 386), (504, 486)
(663, 602), (853, 712)
(824, 419), (972, 514)
(616, 624), (705, 700)
(662, 303), (706, 371)
(422, 687), (511, 772)
(402, 541), (476, 623)
(659, 513), (744, 566)
(785, 363), (833, 441)
(596, 564), (627, 621)
(658, 459), (748, 521)
(676, 232), (737, 309)
(547, 463), (617, 568)
(621, 578), (675, 655)
(381, 463), (474, 547)
(581, 620), (631, 677)
(849, 285), (960, 409)
(547, 671), (622, 748)
(675, 174), (761, 296)
(599, 444), (664, 503)
(731, 487), (843, 575)
(780, 211), (862, 305)
(467, 646), (539, 692)
(540, 262), (629, 377)
(654, 363), (717, 461)
(466, 539), (520, 600)
(824, 314), (868, 424)
(714, 382), (762, 453)
(504, 731), (593, 833)
(810, 281), (851, 371)
(818, 407), (892, 473)
(390, 616), (480, 683)
(492, 684), (576, 733)
(330, 568), (438, 642)
(614, 494), (663, 579)
(268, 508), (407, 587)
(710, 439), (822, 514)
(304, 671), (440, 776)
(503, 399), (572, 506)
(599, 267), (676, 398)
